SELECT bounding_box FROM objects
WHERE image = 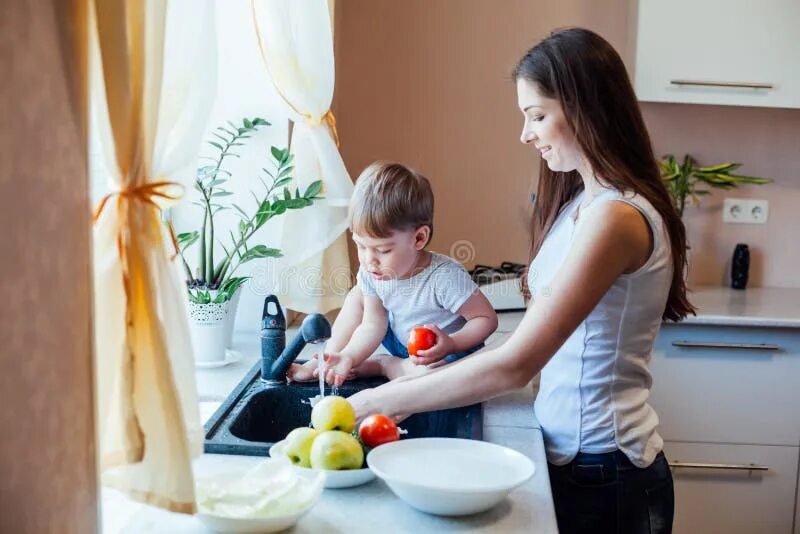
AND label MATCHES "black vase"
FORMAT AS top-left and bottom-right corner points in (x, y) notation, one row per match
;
(731, 244), (750, 290)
